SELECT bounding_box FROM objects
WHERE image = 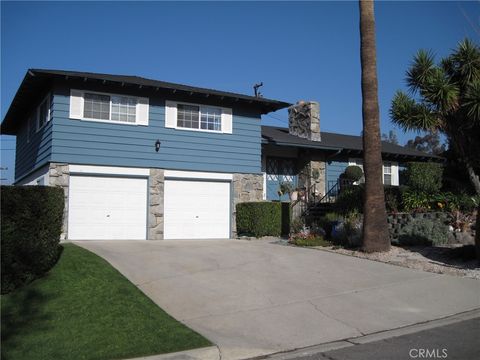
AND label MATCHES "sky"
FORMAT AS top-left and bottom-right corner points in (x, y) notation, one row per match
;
(1, 1), (479, 184)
